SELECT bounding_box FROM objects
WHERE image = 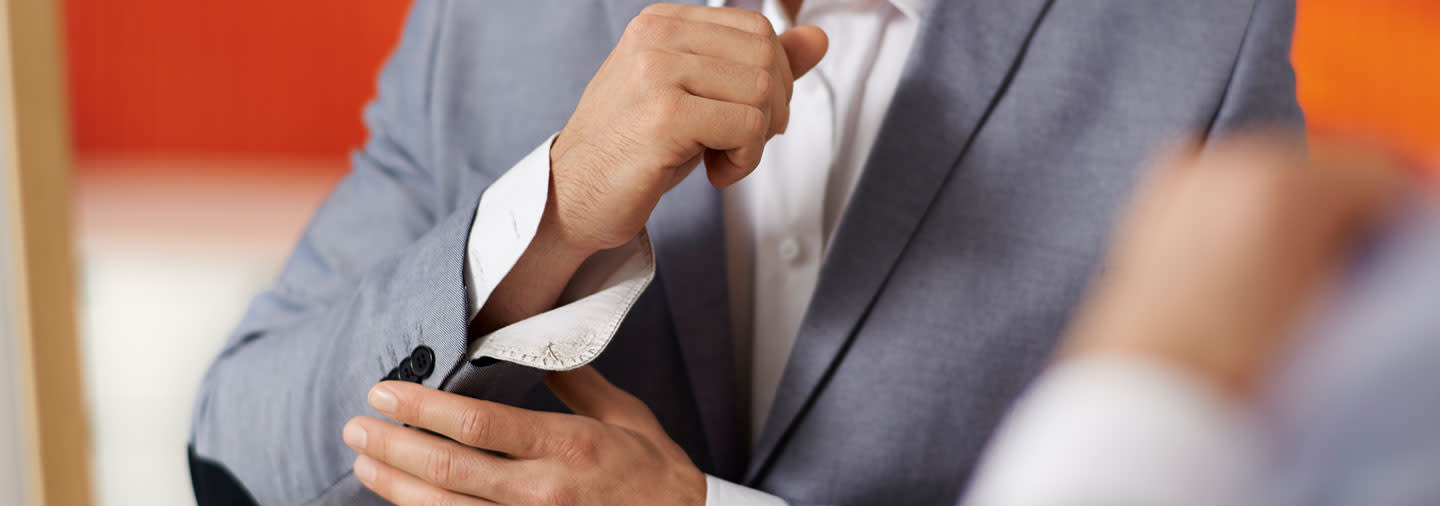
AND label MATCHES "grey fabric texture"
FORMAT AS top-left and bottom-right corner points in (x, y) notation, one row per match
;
(189, 0), (1303, 504)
